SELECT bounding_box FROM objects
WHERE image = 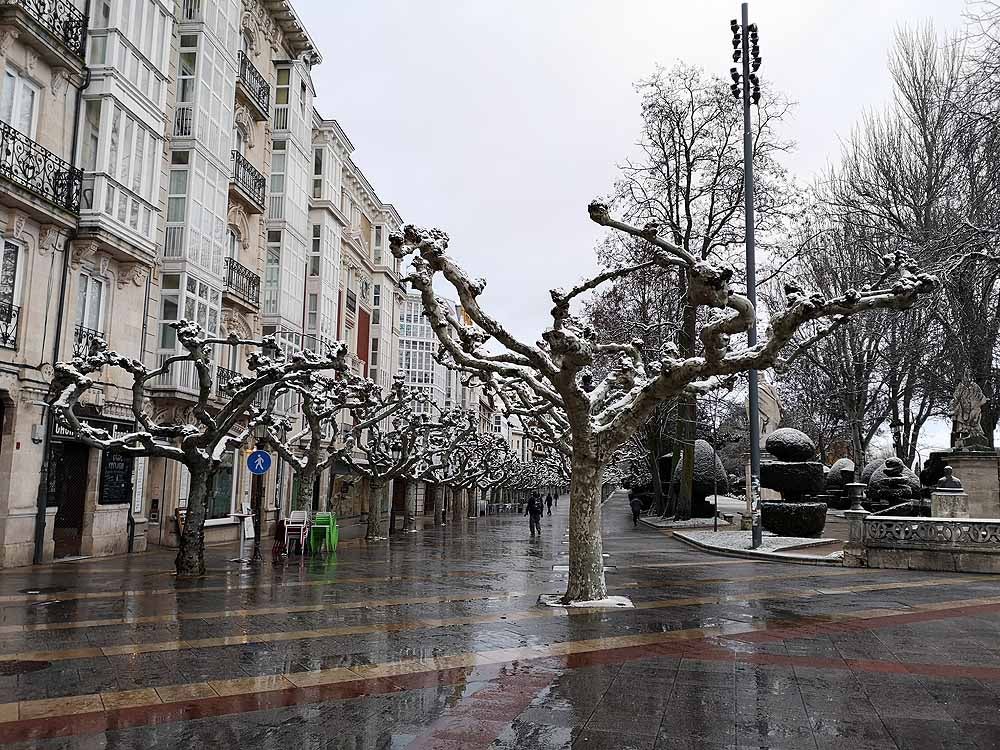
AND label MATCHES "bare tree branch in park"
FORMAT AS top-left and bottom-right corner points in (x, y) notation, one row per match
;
(48, 321), (347, 577)
(260, 372), (410, 542)
(609, 63), (797, 519)
(392, 207), (937, 604)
